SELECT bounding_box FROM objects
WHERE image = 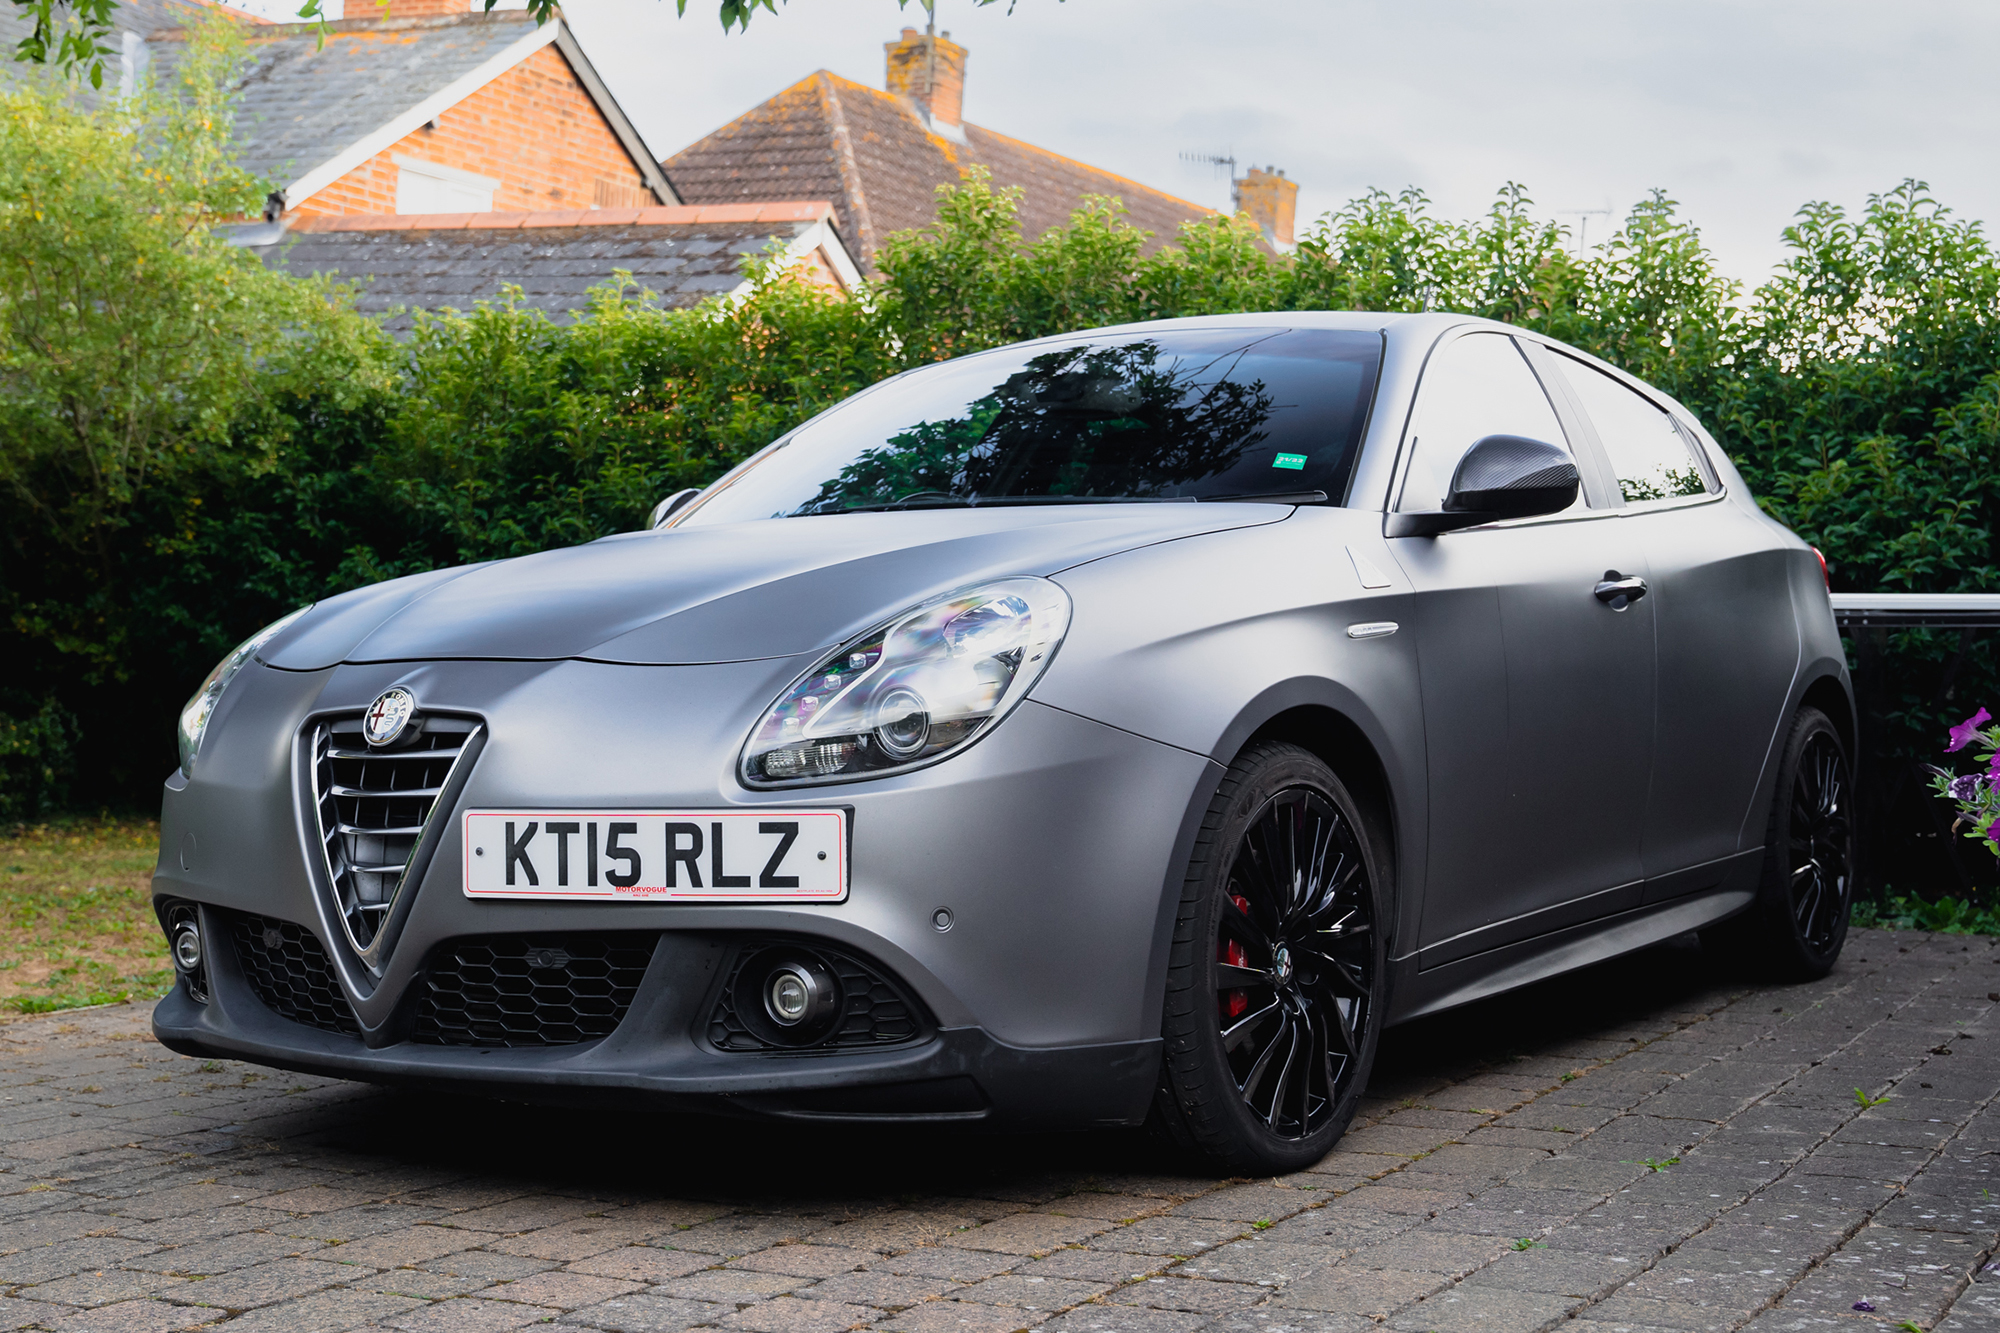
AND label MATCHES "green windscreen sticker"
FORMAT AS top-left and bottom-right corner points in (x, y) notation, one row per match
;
(1273, 453), (1308, 470)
